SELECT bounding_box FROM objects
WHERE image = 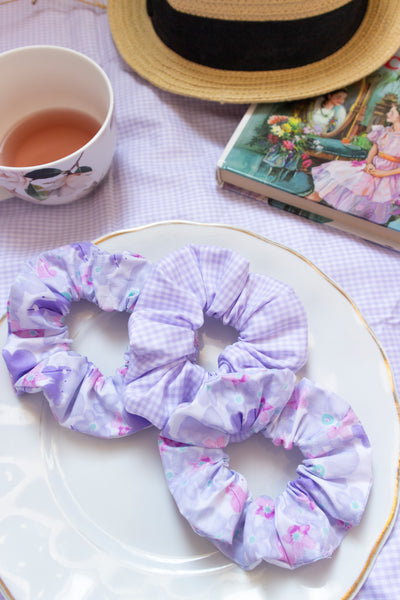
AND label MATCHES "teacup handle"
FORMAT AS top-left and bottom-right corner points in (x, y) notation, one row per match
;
(0, 186), (13, 201)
